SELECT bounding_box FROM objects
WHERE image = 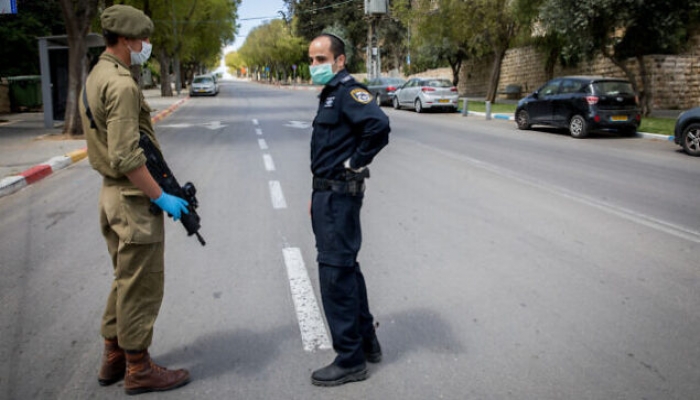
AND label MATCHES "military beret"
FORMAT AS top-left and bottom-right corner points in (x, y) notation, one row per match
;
(101, 4), (154, 38)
